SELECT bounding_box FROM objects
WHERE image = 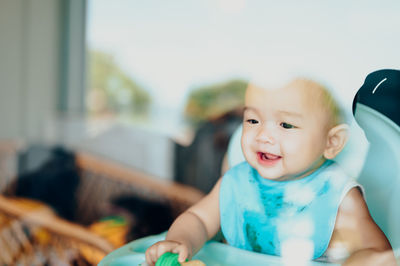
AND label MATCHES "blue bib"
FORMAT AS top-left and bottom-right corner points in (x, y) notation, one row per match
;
(219, 160), (358, 259)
